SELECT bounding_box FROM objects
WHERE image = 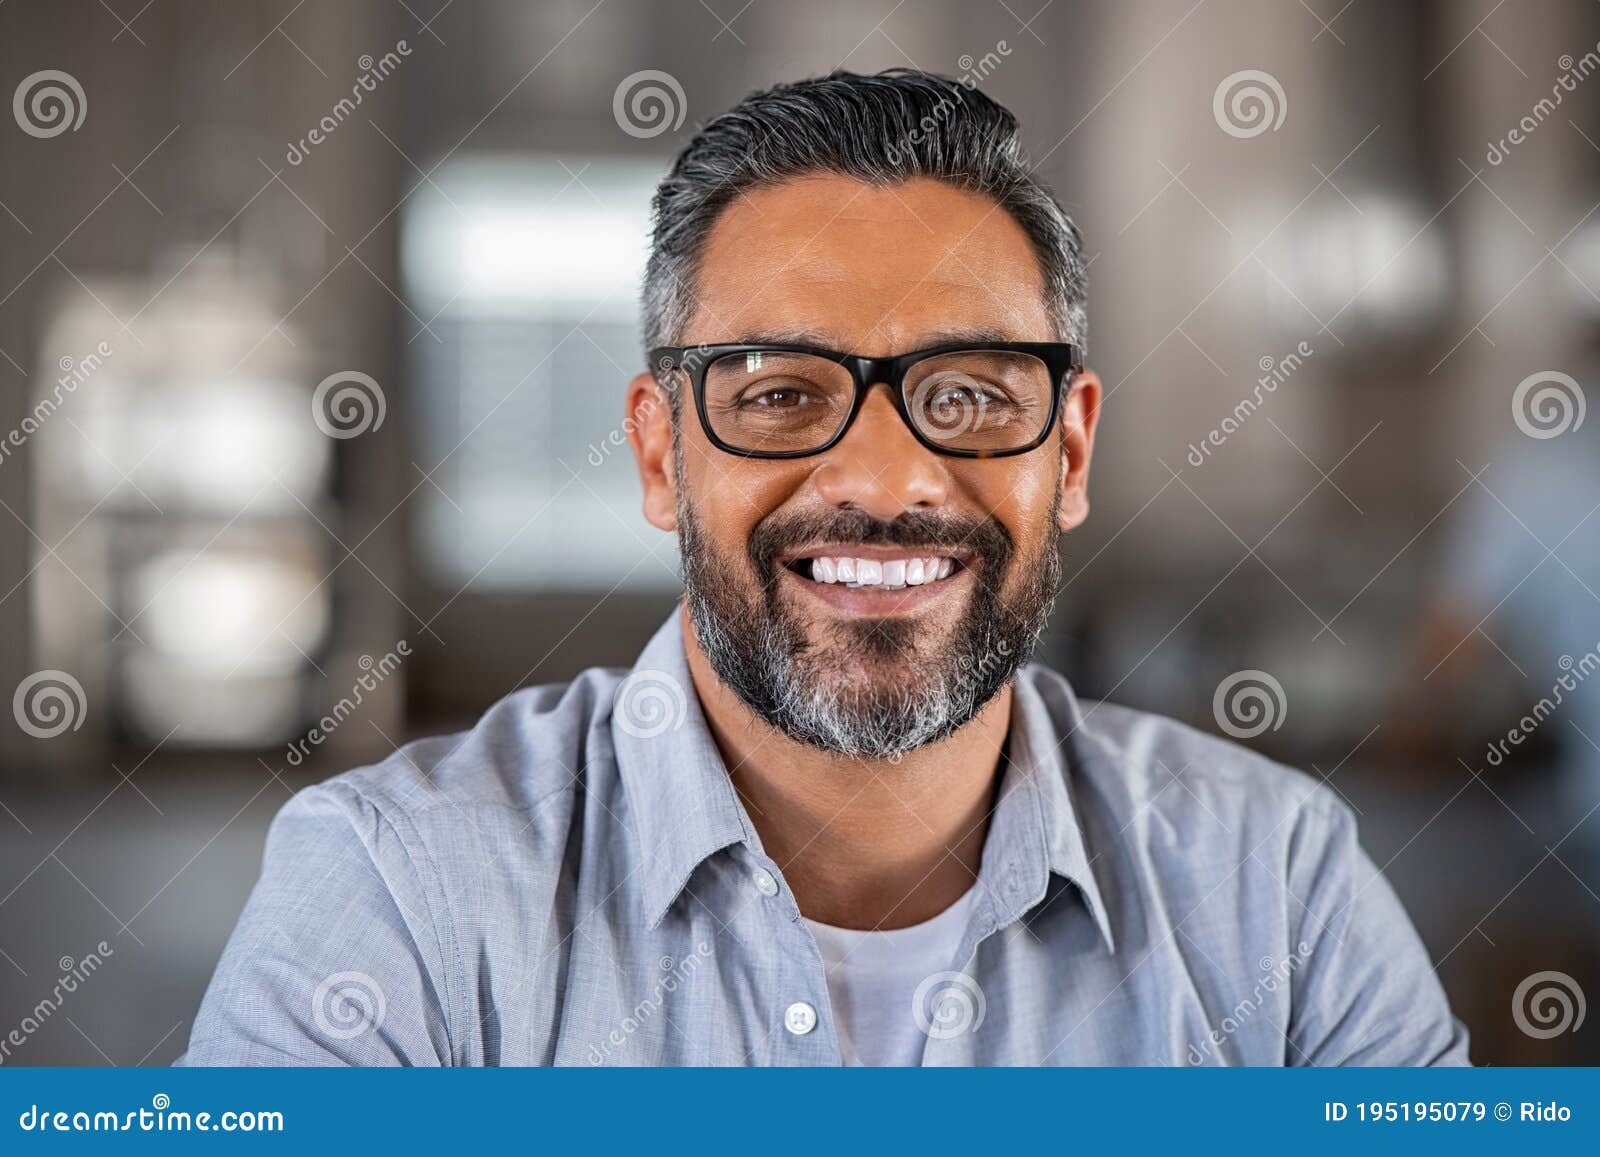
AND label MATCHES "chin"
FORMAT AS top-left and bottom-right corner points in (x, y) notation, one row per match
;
(803, 608), (944, 665)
